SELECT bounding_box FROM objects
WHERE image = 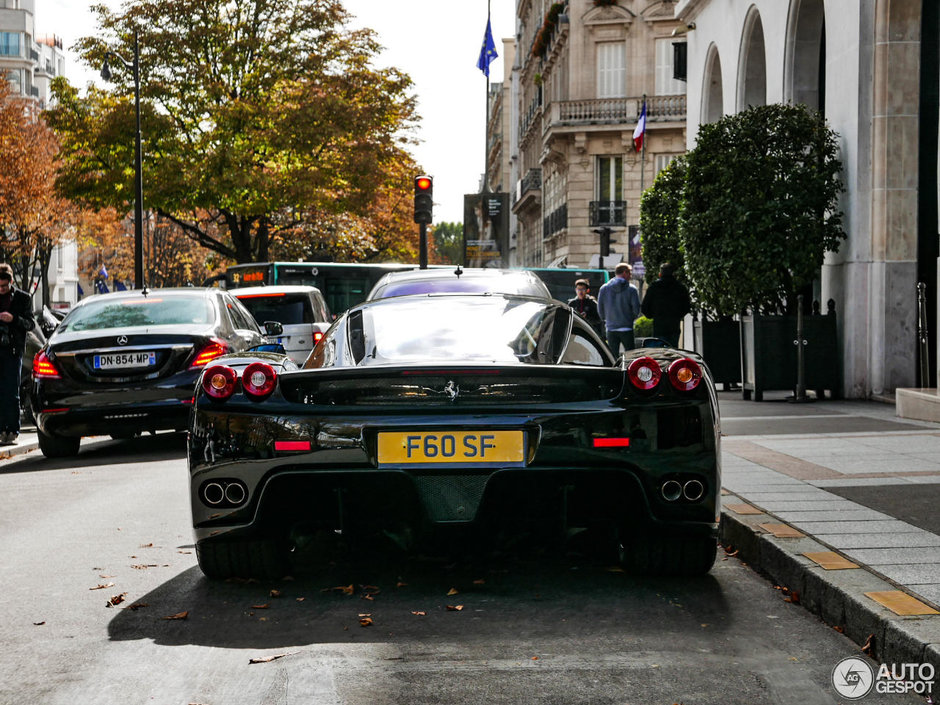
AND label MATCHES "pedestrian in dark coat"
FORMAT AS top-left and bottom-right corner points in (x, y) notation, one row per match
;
(0, 263), (36, 444)
(640, 263), (691, 348)
(567, 278), (604, 337)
